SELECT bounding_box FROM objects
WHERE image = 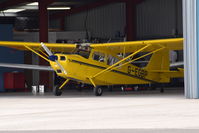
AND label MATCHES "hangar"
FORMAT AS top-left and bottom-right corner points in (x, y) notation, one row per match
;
(0, 0), (196, 99)
(1, 0), (199, 132)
